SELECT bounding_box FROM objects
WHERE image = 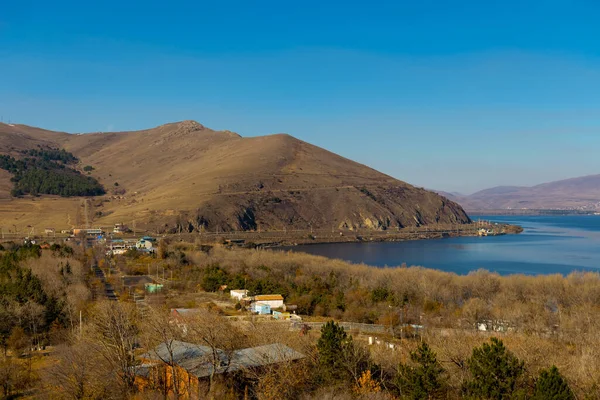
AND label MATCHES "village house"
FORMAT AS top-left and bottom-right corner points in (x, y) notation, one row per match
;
(136, 236), (157, 252)
(253, 294), (284, 309)
(72, 228), (104, 237)
(135, 340), (304, 397)
(106, 240), (132, 256)
(250, 303), (271, 315)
